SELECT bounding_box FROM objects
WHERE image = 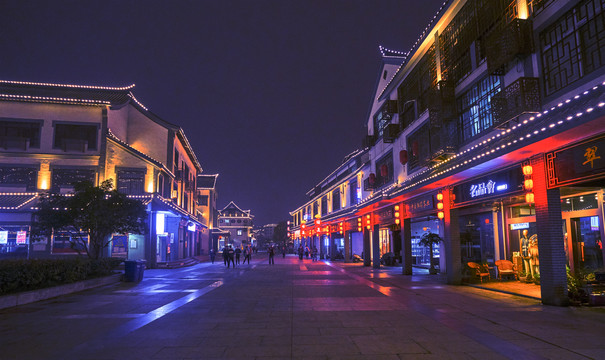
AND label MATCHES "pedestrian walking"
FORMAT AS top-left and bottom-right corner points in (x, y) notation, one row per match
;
(282, 246), (286, 258)
(305, 246), (309, 259)
(209, 248), (216, 264)
(298, 245), (304, 260)
(235, 246), (241, 265)
(311, 246), (318, 262)
(268, 245), (275, 265)
(222, 247), (228, 266)
(227, 245), (235, 268)
(243, 246), (251, 264)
